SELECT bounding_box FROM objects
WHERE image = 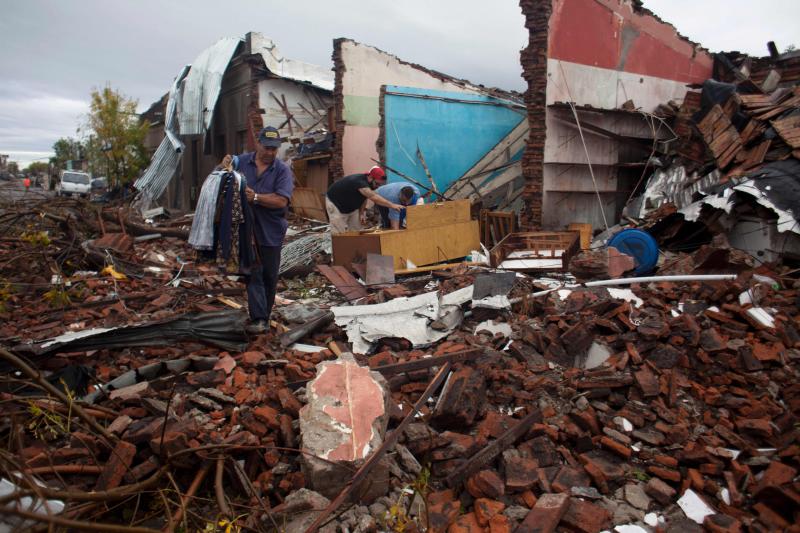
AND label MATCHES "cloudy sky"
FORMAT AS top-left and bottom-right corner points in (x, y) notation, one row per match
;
(1, 0), (797, 168)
